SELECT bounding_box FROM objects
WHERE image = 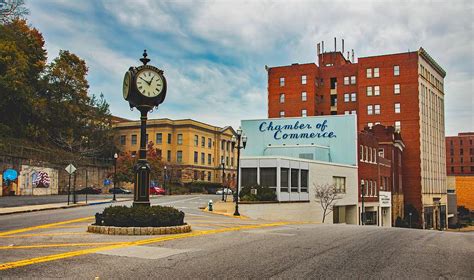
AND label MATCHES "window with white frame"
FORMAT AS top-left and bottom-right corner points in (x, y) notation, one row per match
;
(373, 148), (377, 163)
(344, 76), (349, 85)
(344, 111), (350, 115)
(395, 121), (401, 131)
(365, 146), (369, 162)
(394, 84), (400, 94)
(367, 105), (373, 115)
(280, 93), (285, 103)
(280, 111), (285, 117)
(360, 145), (363, 161)
(301, 91), (307, 101)
(351, 75), (356, 84)
(280, 77), (285, 86)
(301, 75), (307, 85)
(374, 104), (380, 114)
(344, 93), (350, 102)
(367, 86), (373, 96)
(368, 146), (372, 162)
(374, 67), (379, 78)
(351, 92), (356, 102)
(375, 122), (380, 125)
(333, 176), (346, 193)
(374, 85), (380, 96)
(368, 122), (373, 128)
(301, 109), (307, 117)
(366, 68), (372, 78)
(378, 148), (384, 158)
(394, 65), (400, 76)
(395, 103), (400, 113)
